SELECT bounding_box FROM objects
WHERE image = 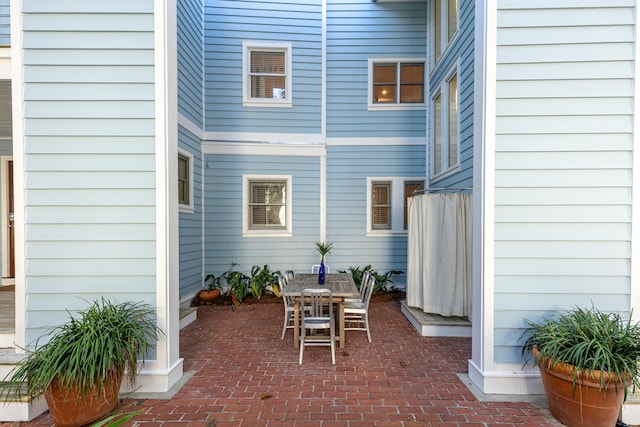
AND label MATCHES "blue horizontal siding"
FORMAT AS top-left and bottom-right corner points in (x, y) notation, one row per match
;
(204, 0), (322, 134)
(179, 126), (204, 299)
(203, 154), (323, 277)
(178, 0), (204, 127)
(326, 0), (427, 139)
(0, 0), (9, 46)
